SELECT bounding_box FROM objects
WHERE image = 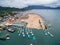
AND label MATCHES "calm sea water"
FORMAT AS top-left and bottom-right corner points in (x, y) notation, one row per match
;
(0, 9), (60, 45)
